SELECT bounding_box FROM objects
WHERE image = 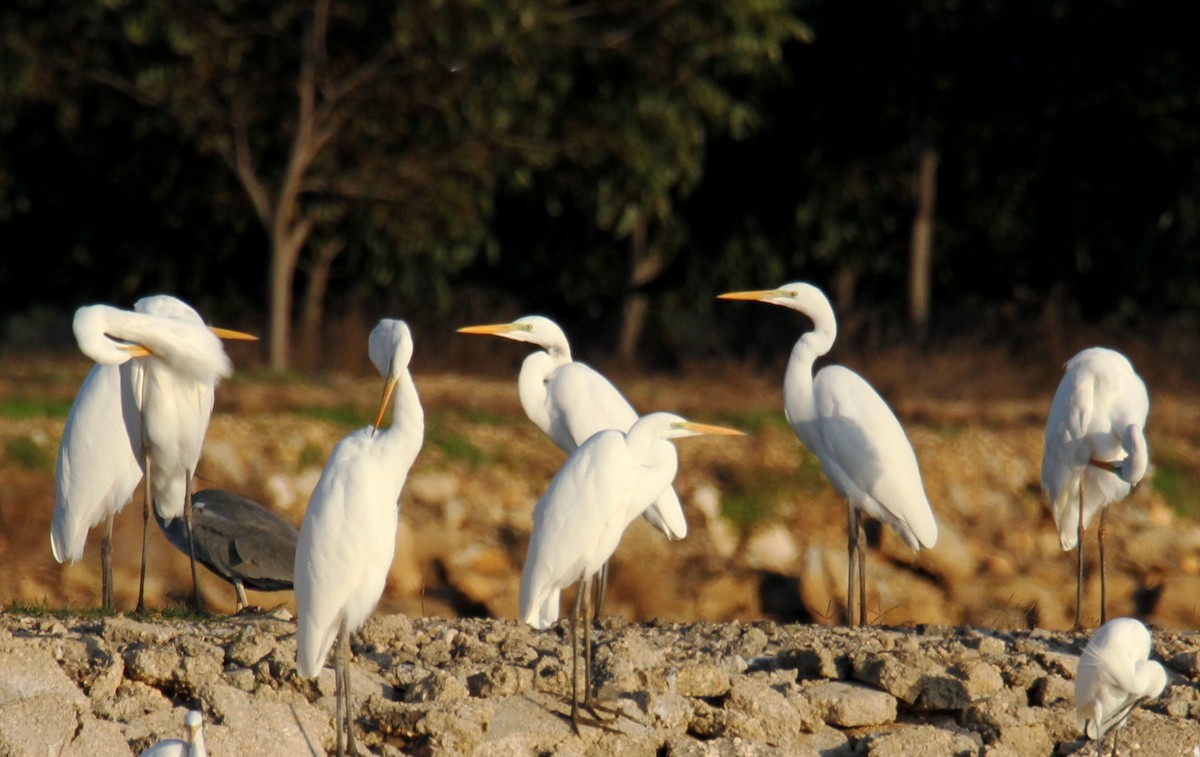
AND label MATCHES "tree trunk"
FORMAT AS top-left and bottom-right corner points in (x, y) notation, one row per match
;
(297, 238), (345, 368)
(616, 216), (662, 364)
(908, 147), (938, 340)
(268, 240), (295, 371)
